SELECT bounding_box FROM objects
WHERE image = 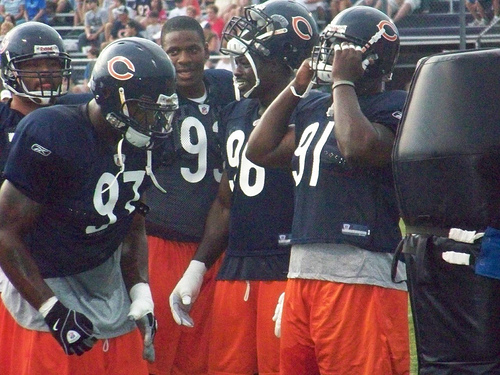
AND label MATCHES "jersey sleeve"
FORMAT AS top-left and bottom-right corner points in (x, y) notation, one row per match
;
(4, 109), (76, 204)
